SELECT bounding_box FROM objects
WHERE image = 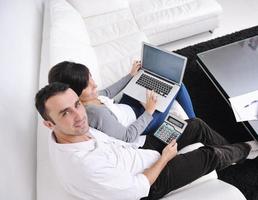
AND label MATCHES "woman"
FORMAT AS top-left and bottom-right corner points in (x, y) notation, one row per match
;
(48, 61), (195, 143)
